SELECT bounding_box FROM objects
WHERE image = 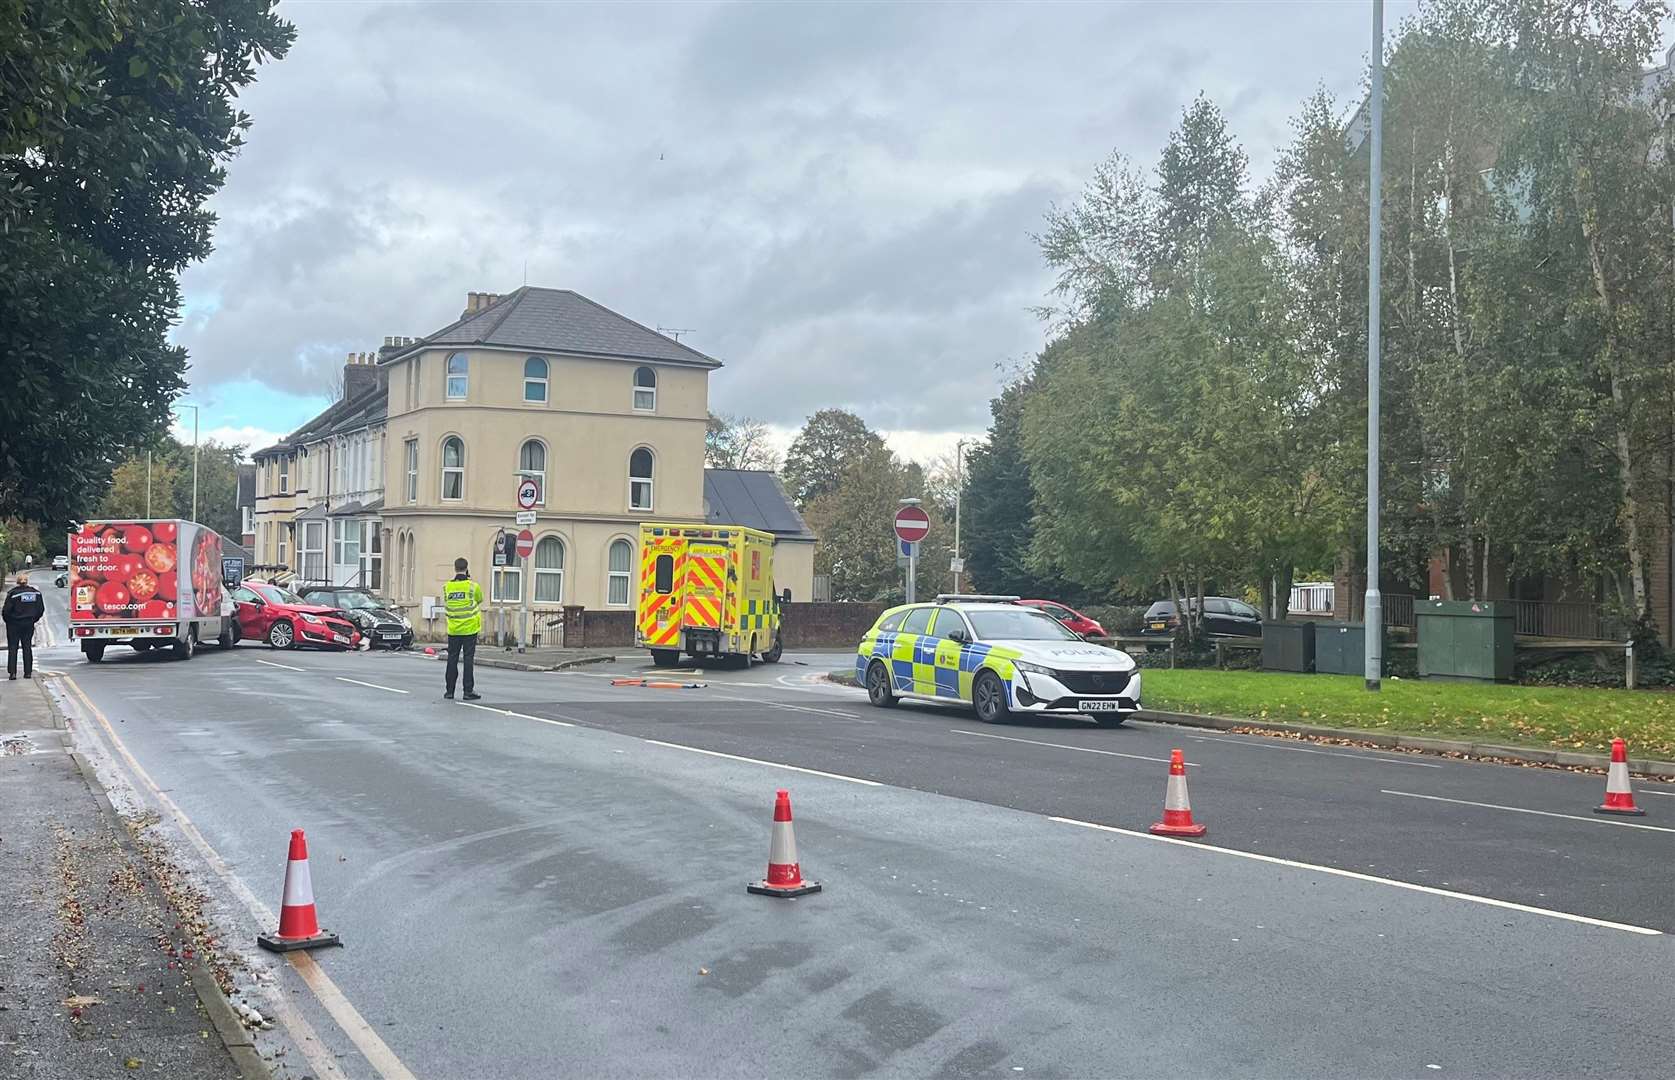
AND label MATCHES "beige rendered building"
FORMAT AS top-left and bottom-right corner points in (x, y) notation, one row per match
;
(375, 288), (814, 632)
